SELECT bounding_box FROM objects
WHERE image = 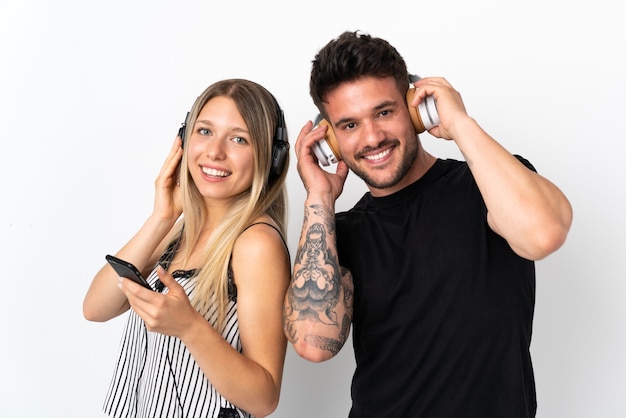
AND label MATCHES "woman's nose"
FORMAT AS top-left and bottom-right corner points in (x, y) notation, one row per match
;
(205, 137), (227, 160)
